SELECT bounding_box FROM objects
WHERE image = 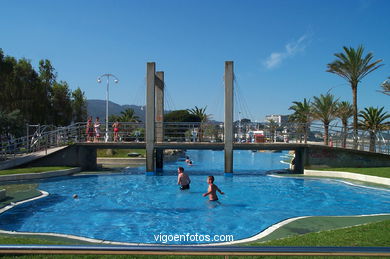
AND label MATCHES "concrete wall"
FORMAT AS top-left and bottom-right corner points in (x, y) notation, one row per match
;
(304, 145), (390, 169)
(26, 145), (97, 170)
